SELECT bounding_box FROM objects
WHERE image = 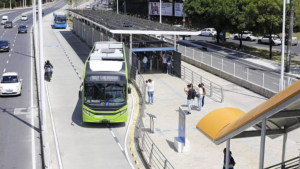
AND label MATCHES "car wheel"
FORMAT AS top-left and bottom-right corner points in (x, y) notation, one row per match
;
(272, 41), (276, 45)
(209, 34), (212, 37)
(234, 36), (238, 40)
(246, 37), (251, 41)
(258, 40), (262, 44)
